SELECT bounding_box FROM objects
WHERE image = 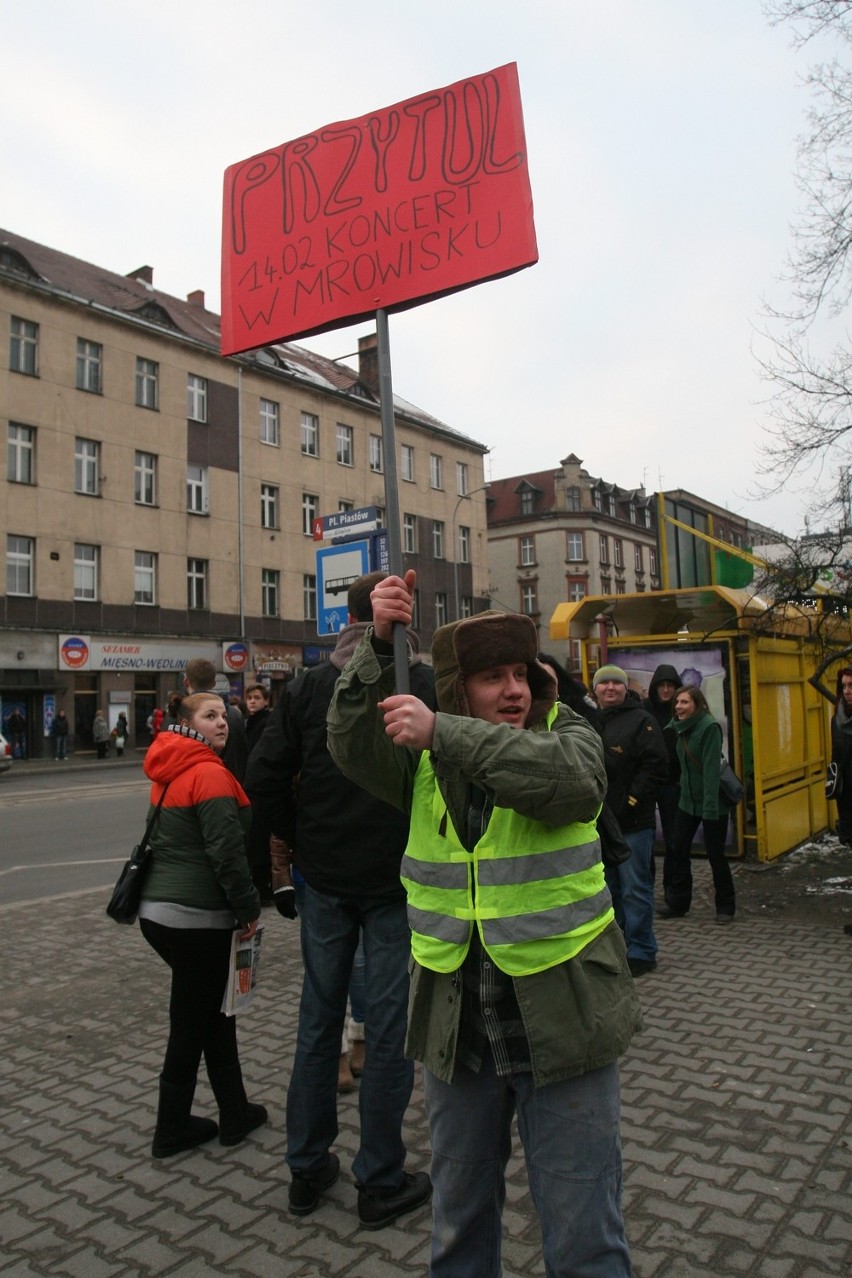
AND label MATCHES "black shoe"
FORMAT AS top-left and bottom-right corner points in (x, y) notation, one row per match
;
(715, 912), (735, 925)
(628, 958), (657, 978)
(656, 903), (688, 919)
(357, 1170), (432, 1231)
(288, 1154), (340, 1216)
